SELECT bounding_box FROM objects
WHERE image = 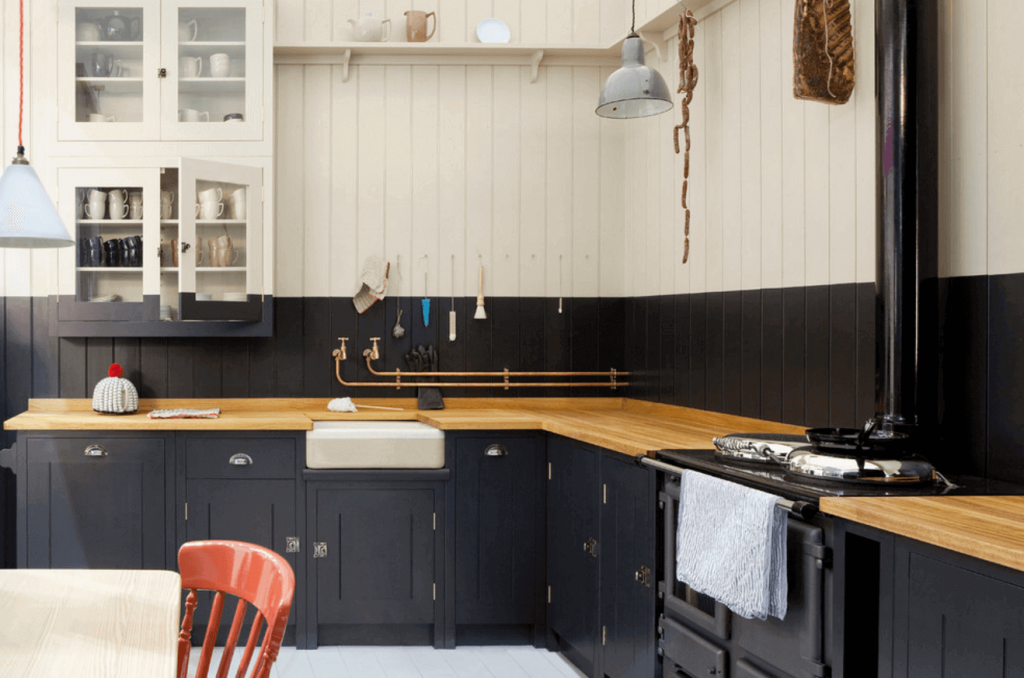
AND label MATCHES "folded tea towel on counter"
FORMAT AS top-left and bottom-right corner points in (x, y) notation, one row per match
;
(327, 397), (359, 413)
(147, 408), (221, 419)
(676, 470), (788, 620)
